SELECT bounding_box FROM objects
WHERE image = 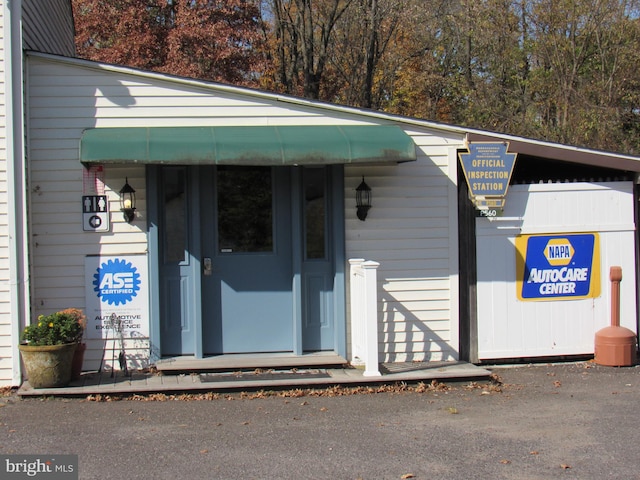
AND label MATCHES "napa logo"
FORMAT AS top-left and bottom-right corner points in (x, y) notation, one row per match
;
(544, 238), (574, 266)
(516, 233), (600, 301)
(92, 258), (141, 306)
